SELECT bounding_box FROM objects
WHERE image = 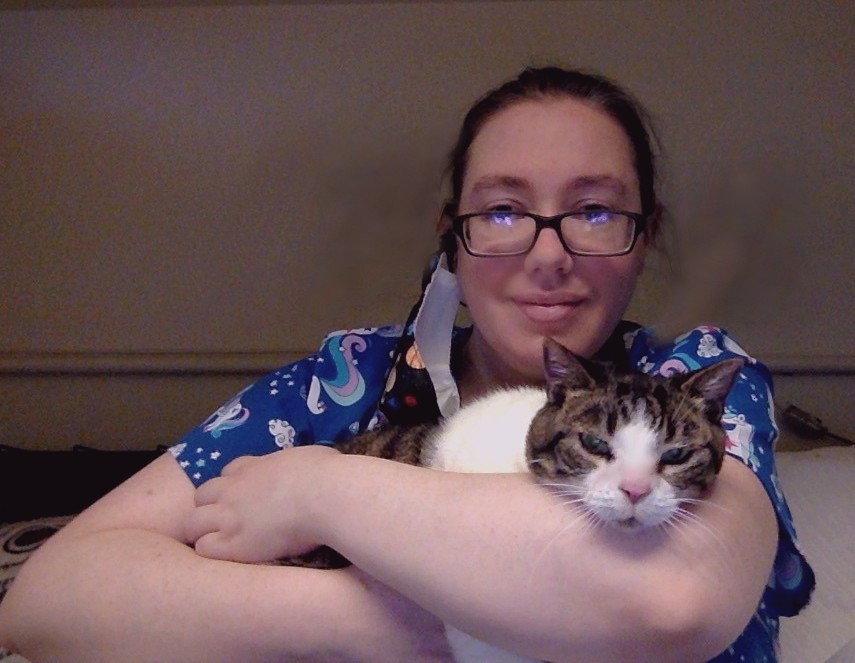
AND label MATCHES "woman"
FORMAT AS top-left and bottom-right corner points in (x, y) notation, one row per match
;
(0, 67), (812, 662)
